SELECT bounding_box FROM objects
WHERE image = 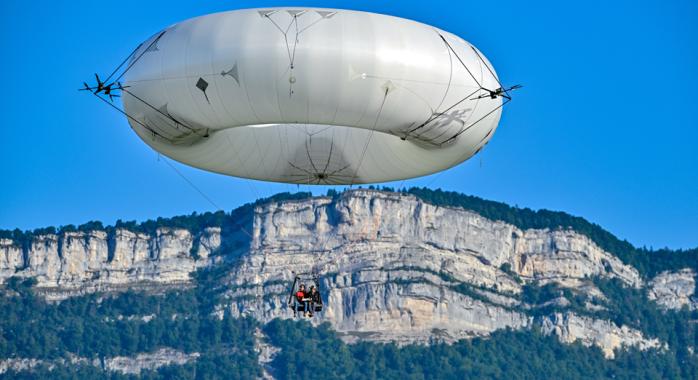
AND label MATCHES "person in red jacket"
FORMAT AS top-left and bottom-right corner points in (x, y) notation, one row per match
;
(295, 284), (311, 317)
